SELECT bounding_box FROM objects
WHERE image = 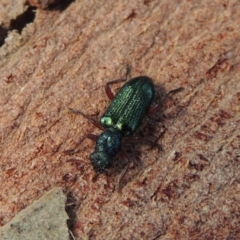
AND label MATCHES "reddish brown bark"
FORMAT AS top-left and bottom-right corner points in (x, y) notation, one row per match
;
(0, 0), (240, 239)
